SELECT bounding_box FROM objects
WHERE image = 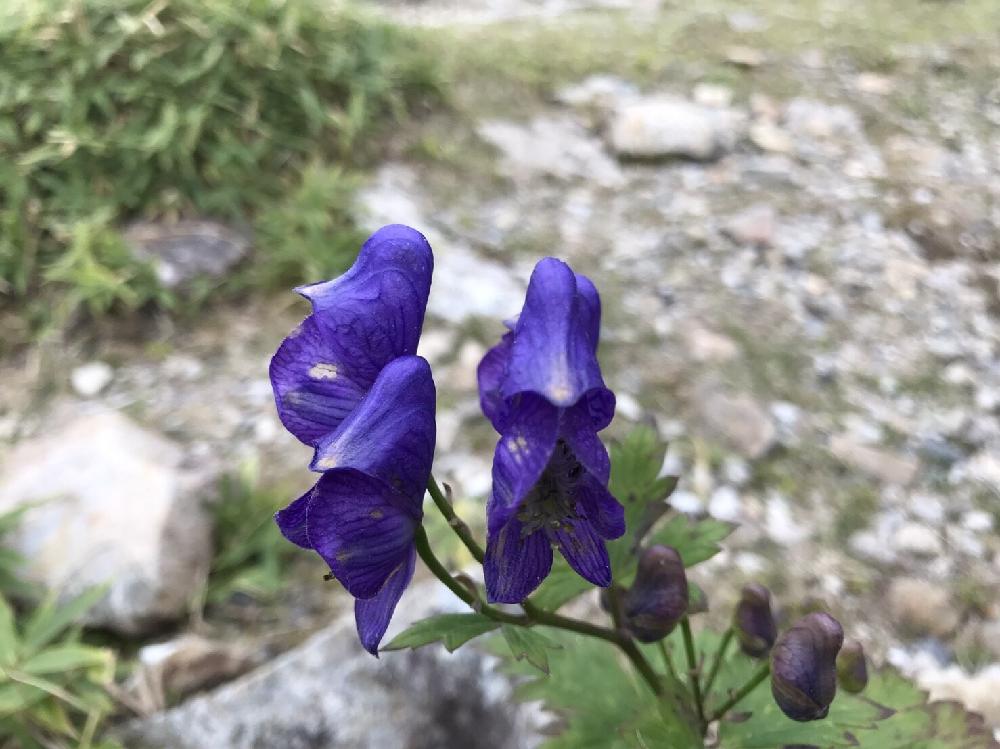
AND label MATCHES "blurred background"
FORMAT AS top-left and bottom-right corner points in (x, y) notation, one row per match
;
(0, 0), (999, 745)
